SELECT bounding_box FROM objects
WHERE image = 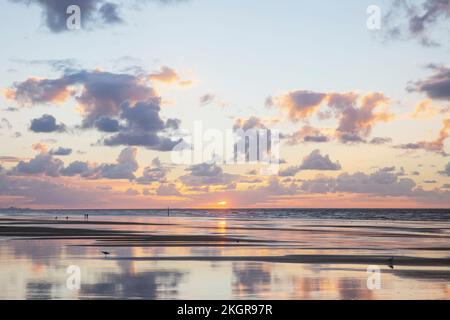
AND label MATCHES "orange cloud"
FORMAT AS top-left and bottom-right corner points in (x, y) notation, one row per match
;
(395, 118), (450, 154)
(4, 77), (72, 105)
(411, 99), (449, 119)
(32, 143), (48, 154)
(268, 90), (393, 142)
(148, 66), (192, 87)
(267, 90), (327, 120)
